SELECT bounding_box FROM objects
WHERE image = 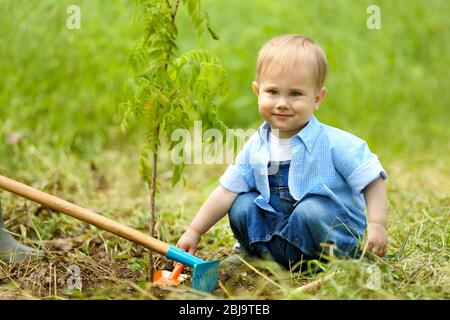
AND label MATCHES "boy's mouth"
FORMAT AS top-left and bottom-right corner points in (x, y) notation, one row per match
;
(273, 114), (292, 118)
